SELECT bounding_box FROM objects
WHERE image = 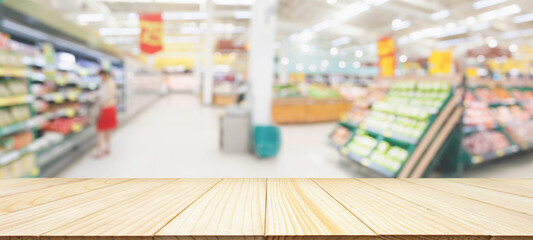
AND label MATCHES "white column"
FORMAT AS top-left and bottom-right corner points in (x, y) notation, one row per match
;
(278, 41), (289, 85)
(202, 0), (214, 105)
(249, 0), (278, 125)
(193, 38), (202, 95)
